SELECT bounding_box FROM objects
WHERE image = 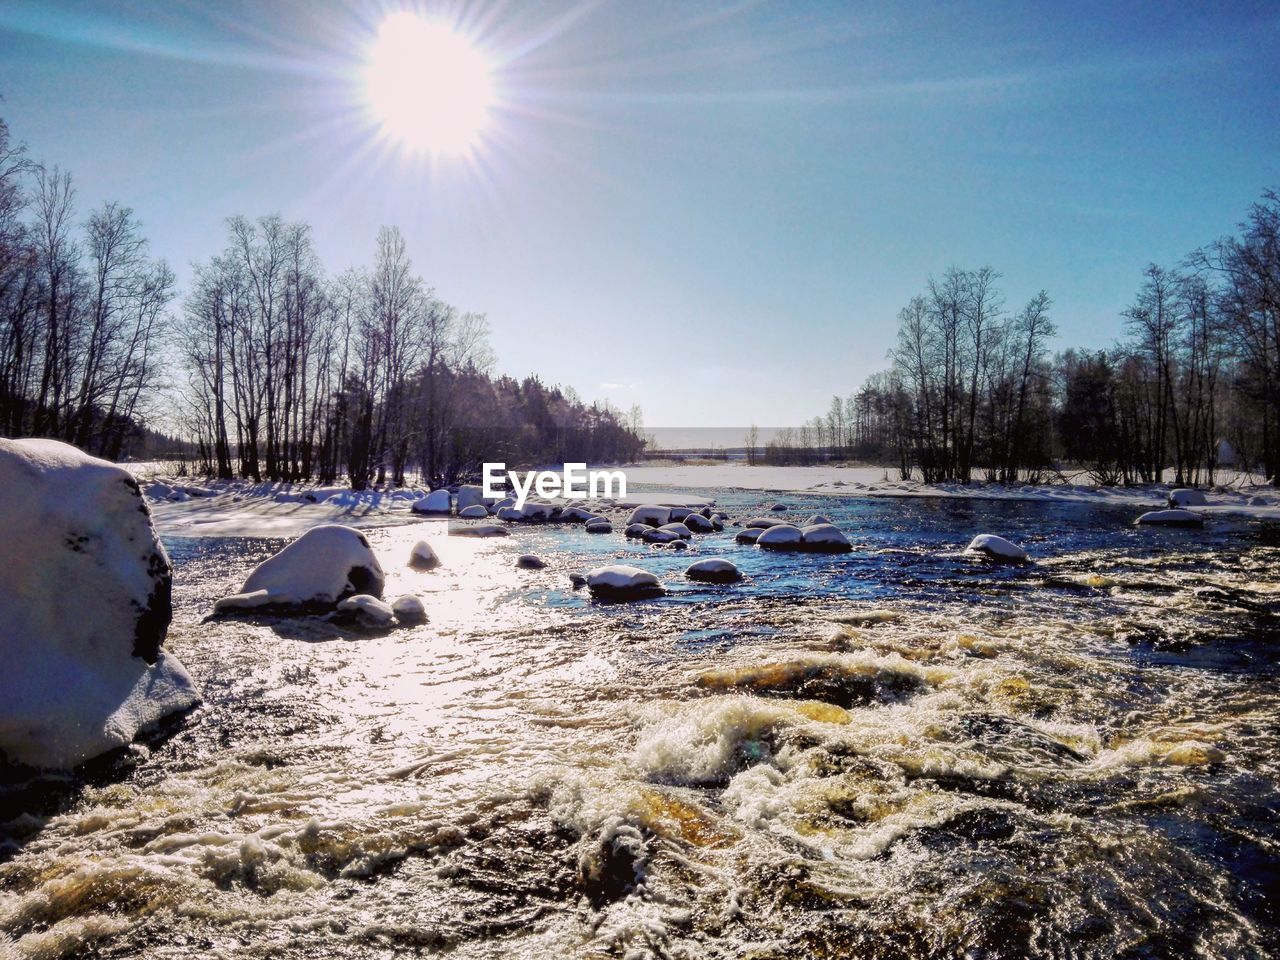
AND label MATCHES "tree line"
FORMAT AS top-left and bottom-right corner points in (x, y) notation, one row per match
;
(0, 115), (645, 483)
(770, 190), (1280, 486)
